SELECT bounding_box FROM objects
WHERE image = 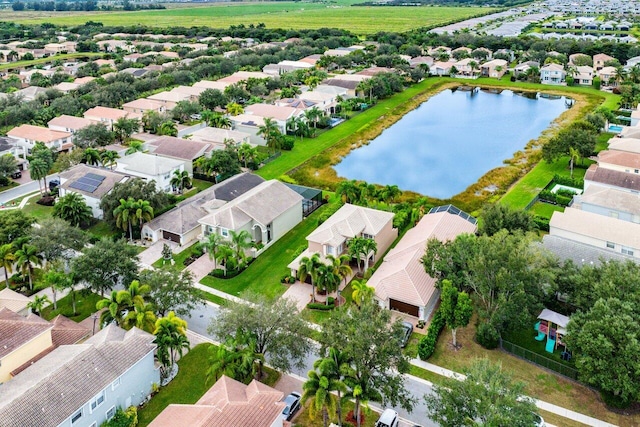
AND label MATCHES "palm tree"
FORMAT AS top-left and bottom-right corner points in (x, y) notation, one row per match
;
(229, 229), (253, 268)
(96, 290), (131, 326)
(100, 149), (119, 169)
(83, 148), (101, 166)
(29, 158), (49, 195)
(380, 184), (401, 204)
(257, 117), (281, 154)
(122, 301), (157, 333)
(356, 238), (377, 273)
(27, 294), (51, 316)
(336, 180), (360, 204)
(351, 280), (375, 307)
(206, 334), (257, 384)
(114, 197), (137, 241)
(215, 243), (236, 276)
(125, 140), (145, 155)
(158, 121), (178, 137)
(14, 243), (42, 290)
(154, 311), (190, 379)
(348, 238), (364, 274)
(327, 254), (352, 299)
(170, 170), (192, 194)
(0, 243), (15, 288)
(207, 112), (232, 129)
(53, 193), (93, 227)
(42, 266), (71, 311)
(134, 199), (154, 235)
(298, 253), (323, 303)
(320, 347), (349, 426)
(305, 106), (323, 129)
(303, 368), (338, 427)
(204, 232), (223, 270)
(237, 143), (257, 169)
(569, 146), (580, 178)
(225, 102), (244, 116)
(316, 264), (340, 305)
